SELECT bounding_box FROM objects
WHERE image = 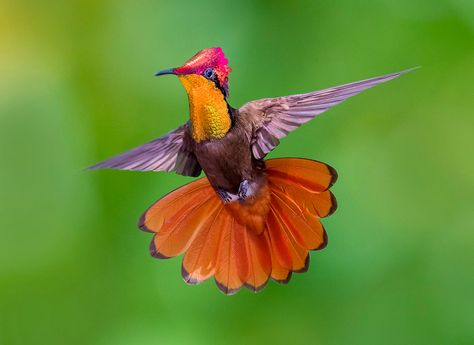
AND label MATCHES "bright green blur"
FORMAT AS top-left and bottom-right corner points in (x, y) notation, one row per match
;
(1, 1), (473, 344)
